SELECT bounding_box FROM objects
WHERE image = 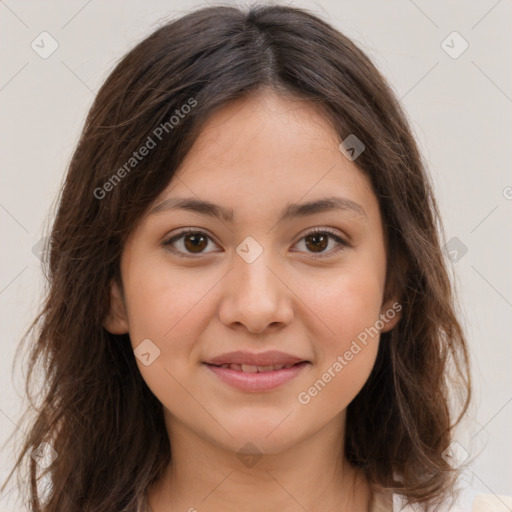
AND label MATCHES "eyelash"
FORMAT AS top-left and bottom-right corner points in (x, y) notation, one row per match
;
(162, 227), (350, 259)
